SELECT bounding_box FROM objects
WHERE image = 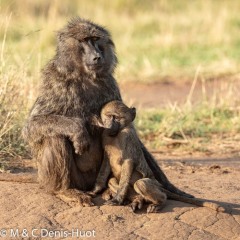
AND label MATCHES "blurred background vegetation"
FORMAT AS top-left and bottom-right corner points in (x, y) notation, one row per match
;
(0, 0), (240, 159)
